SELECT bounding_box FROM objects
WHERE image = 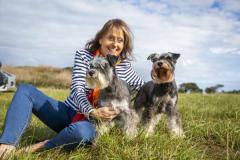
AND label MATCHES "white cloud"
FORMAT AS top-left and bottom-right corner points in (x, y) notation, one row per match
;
(210, 47), (240, 55)
(0, 0), (240, 90)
